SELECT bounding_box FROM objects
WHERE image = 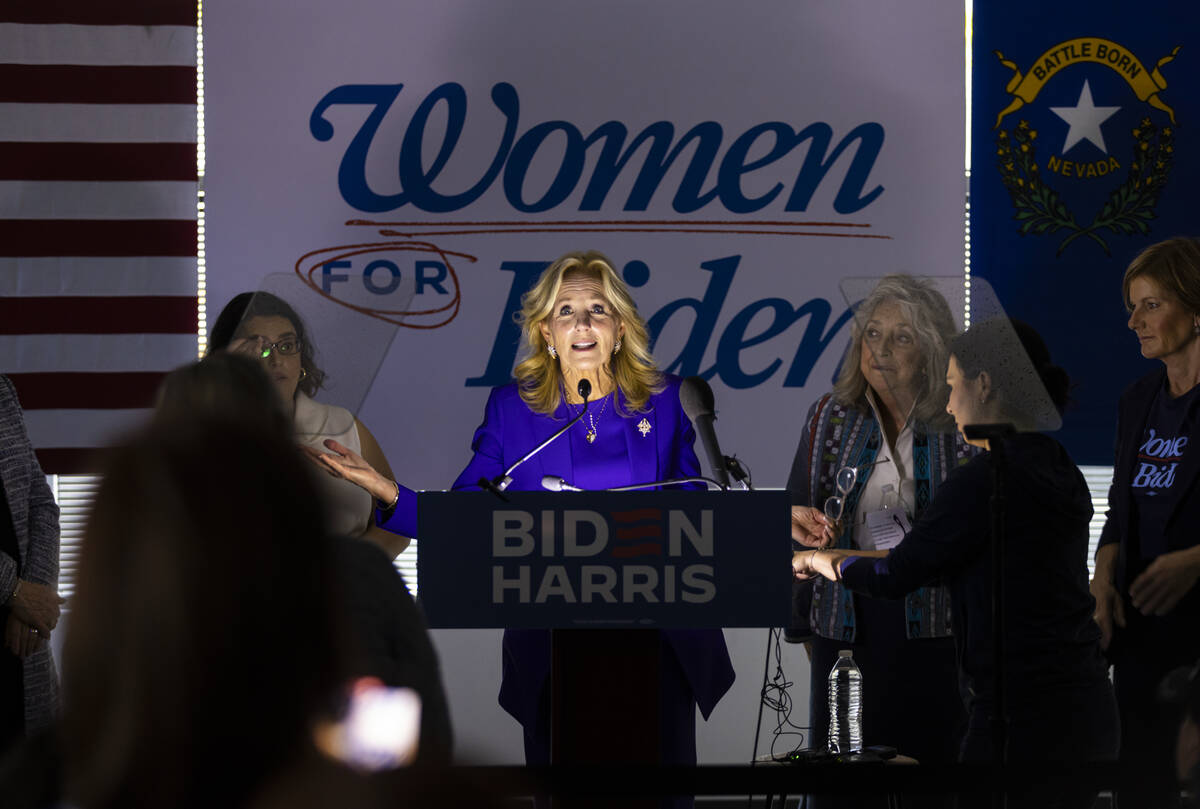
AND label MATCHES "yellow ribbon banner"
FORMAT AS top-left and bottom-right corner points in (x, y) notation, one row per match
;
(994, 37), (1179, 128)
